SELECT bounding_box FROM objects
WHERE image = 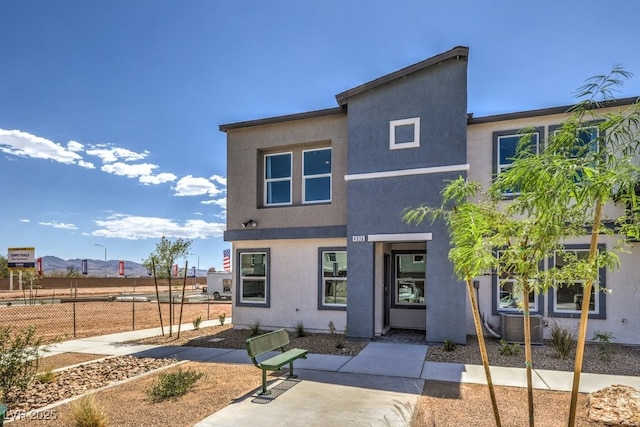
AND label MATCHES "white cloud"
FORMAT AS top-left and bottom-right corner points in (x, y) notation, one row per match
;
(0, 129), (84, 165)
(101, 162), (158, 178)
(210, 174), (227, 186)
(86, 145), (149, 163)
(78, 160), (96, 169)
(90, 214), (225, 239)
(201, 197), (226, 209)
(67, 140), (84, 152)
(19, 218), (30, 223)
(173, 175), (223, 197)
(139, 172), (177, 185)
(39, 221), (78, 230)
